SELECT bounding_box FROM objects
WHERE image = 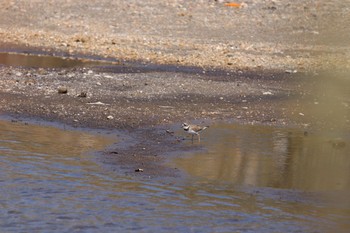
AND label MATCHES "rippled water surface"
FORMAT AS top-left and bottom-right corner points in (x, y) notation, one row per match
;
(1, 119), (349, 232)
